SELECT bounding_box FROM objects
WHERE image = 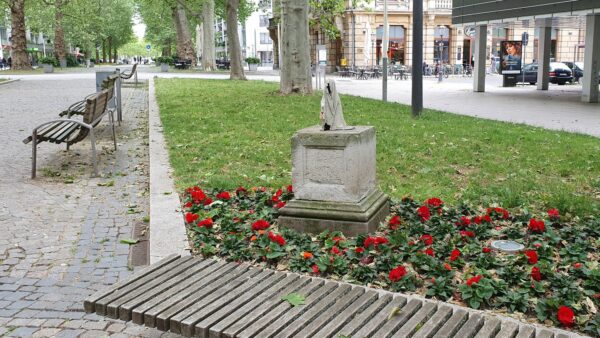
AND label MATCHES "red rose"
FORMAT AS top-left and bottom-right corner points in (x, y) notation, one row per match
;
(203, 198), (213, 206)
(311, 264), (319, 274)
(286, 185), (293, 193)
(198, 218), (213, 228)
(450, 248), (461, 261)
(547, 208), (560, 220)
(417, 206), (431, 222)
(274, 201), (286, 209)
(185, 212), (199, 223)
(473, 216), (483, 224)
(455, 216), (471, 227)
(531, 266), (542, 281)
(190, 189), (207, 202)
(525, 250), (538, 264)
(425, 197), (443, 208)
(355, 247), (364, 254)
(557, 306), (575, 327)
(573, 262), (582, 269)
(274, 189), (283, 197)
(389, 215), (401, 229)
(528, 219), (545, 233)
(482, 247), (491, 253)
(331, 246), (341, 255)
(443, 263), (452, 271)
(592, 294), (600, 299)
(424, 247), (435, 257)
(420, 234), (433, 246)
(251, 219), (270, 231)
(389, 265), (407, 282)
(235, 186), (247, 196)
(184, 202), (193, 209)
(267, 231), (286, 246)
(483, 214), (492, 223)
(216, 191), (231, 200)
(460, 230), (475, 238)
(466, 275), (483, 287)
(363, 236), (388, 249)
